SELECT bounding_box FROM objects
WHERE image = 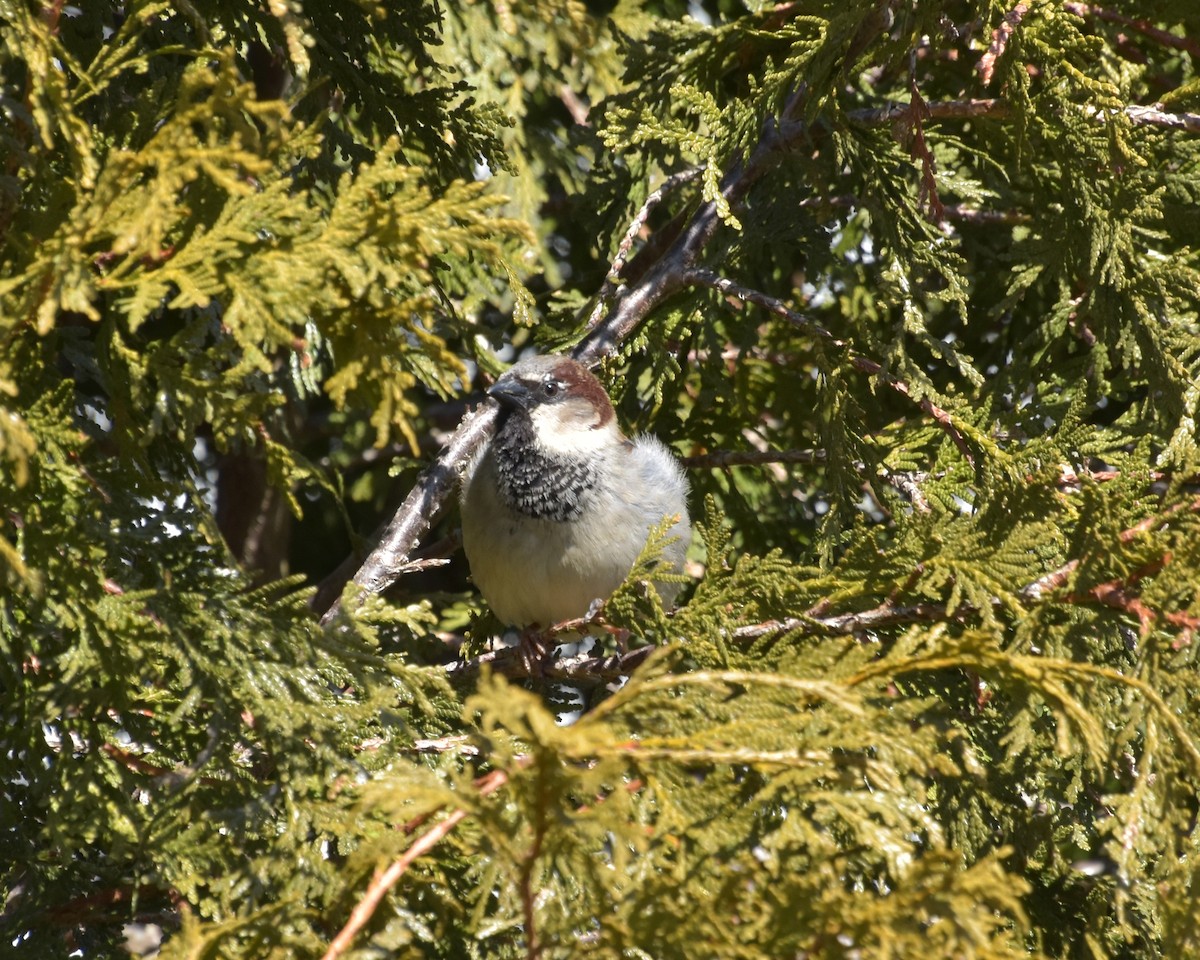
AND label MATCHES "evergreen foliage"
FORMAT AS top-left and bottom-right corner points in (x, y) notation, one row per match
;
(2, 1), (1200, 957)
